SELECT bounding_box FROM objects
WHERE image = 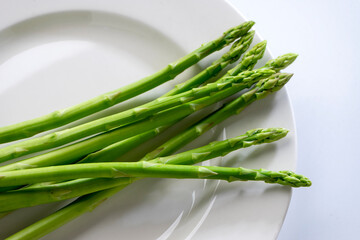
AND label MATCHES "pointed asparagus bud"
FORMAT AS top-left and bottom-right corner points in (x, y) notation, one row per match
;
(229, 68), (275, 88)
(256, 169), (312, 187)
(219, 21), (255, 47)
(241, 128), (289, 144)
(240, 72), (293, 104)
(226, 30), (255, 64)
(263, 53), (298, 72)
(225, 40), (267, 77)
(257, 72), (293, 93)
